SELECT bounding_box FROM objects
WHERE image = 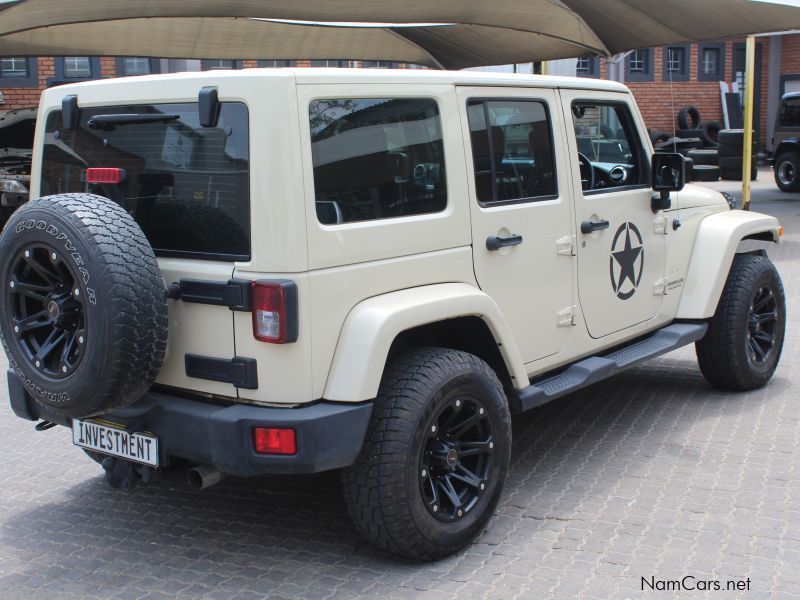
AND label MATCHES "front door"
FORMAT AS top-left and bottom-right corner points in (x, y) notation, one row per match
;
(560, 91), (666, 339)
(458, 87), (574, 363)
